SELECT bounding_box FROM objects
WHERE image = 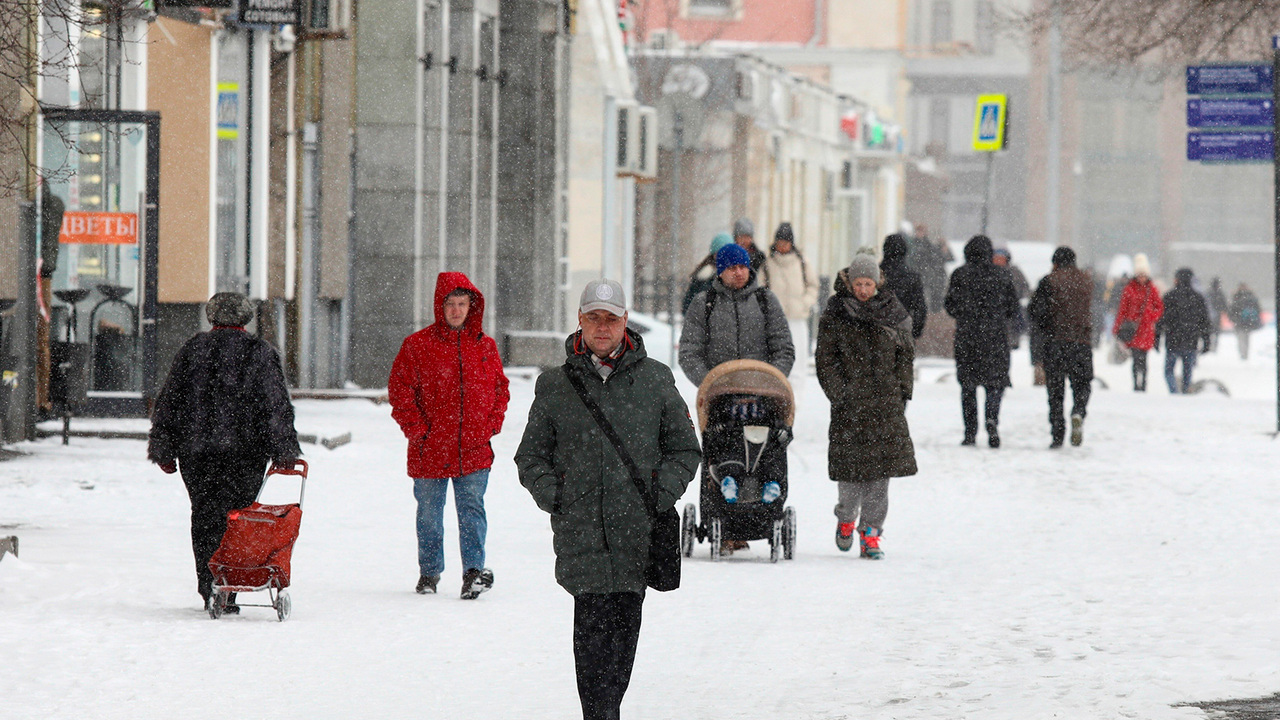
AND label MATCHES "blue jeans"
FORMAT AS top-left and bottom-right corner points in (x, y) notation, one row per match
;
(413, 469), (489, 577)
(1164, 349), (1197, 394)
